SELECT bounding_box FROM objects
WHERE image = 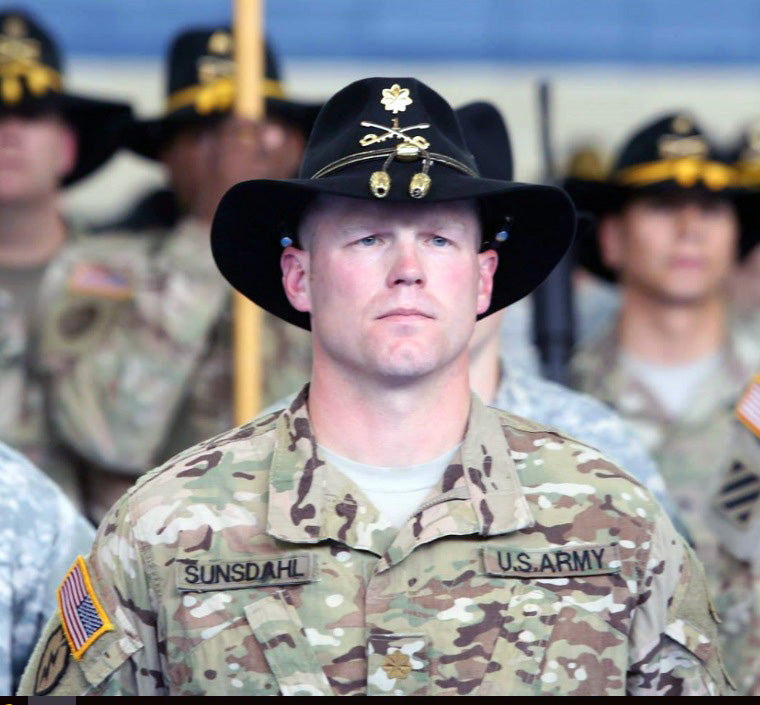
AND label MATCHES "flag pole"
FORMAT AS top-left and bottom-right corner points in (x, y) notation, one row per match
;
(232, 0), (264, 424)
